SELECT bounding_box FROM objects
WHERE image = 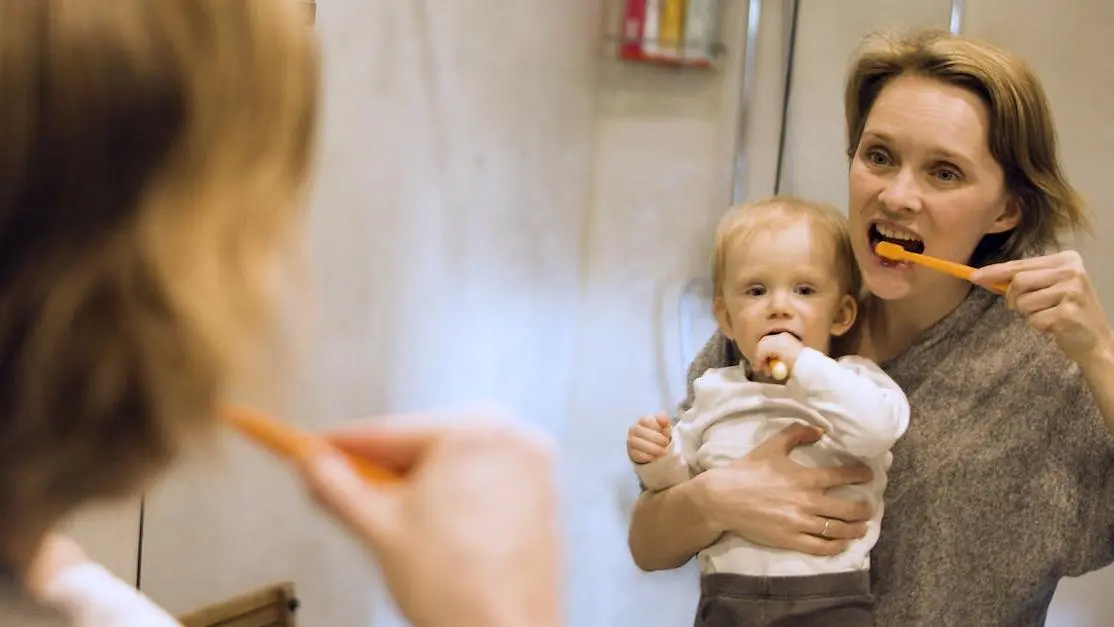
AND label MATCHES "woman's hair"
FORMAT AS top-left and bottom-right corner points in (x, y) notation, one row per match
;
(0, 0), (318, 537)
(845, 28), (1089, 265)
(711, 196), (861, 299)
